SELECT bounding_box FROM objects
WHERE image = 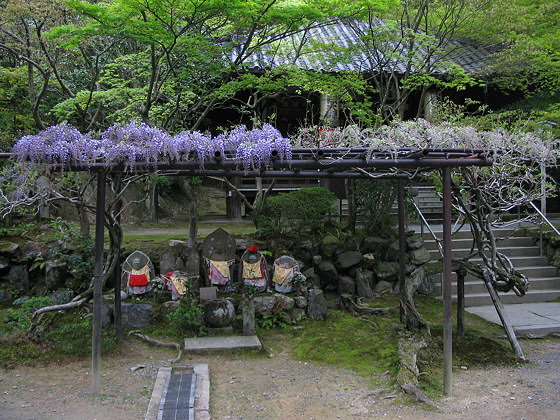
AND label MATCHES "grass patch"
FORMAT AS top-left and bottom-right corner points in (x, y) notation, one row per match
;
(287, 309), (400, 385)
(0, 292), (527, 395)
(259, 294), (524, 392)
(0, 306), (118, 367)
